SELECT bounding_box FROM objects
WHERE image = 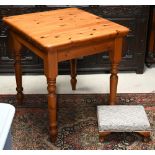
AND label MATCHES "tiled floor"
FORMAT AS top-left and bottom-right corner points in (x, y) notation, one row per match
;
(1, 66), (155, 94)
